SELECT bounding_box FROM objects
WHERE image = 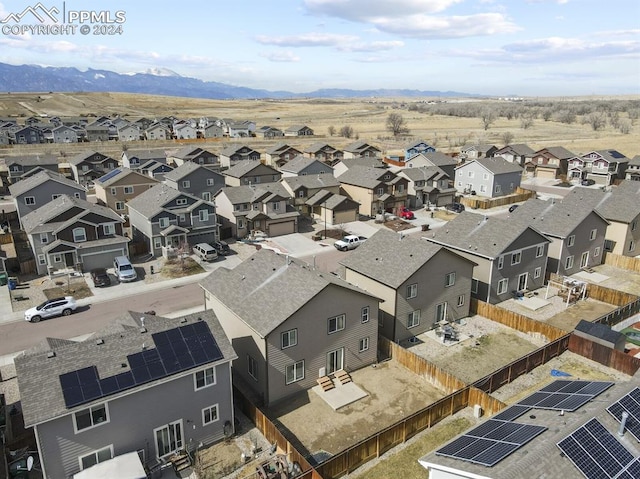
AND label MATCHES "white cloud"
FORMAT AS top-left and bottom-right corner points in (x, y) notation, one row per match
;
(338, 40), (404, 52)
(261, 51), (301, 62)
(255, 32), (359, 47)
(304, 0), (462, 21)
(376, 13), (520, 38)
